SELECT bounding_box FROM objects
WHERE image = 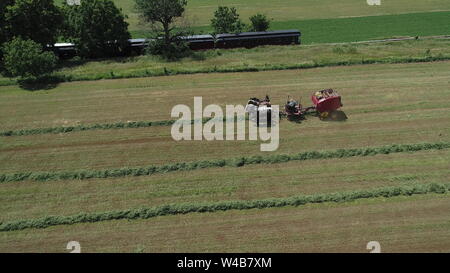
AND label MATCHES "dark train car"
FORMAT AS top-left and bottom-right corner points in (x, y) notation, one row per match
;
(216, 29), (301, 49)
(182, 34), (215, 50)
(49, 29), (301, 59)
(127, 38), (150, 55)
(52, 43), (77, 59)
